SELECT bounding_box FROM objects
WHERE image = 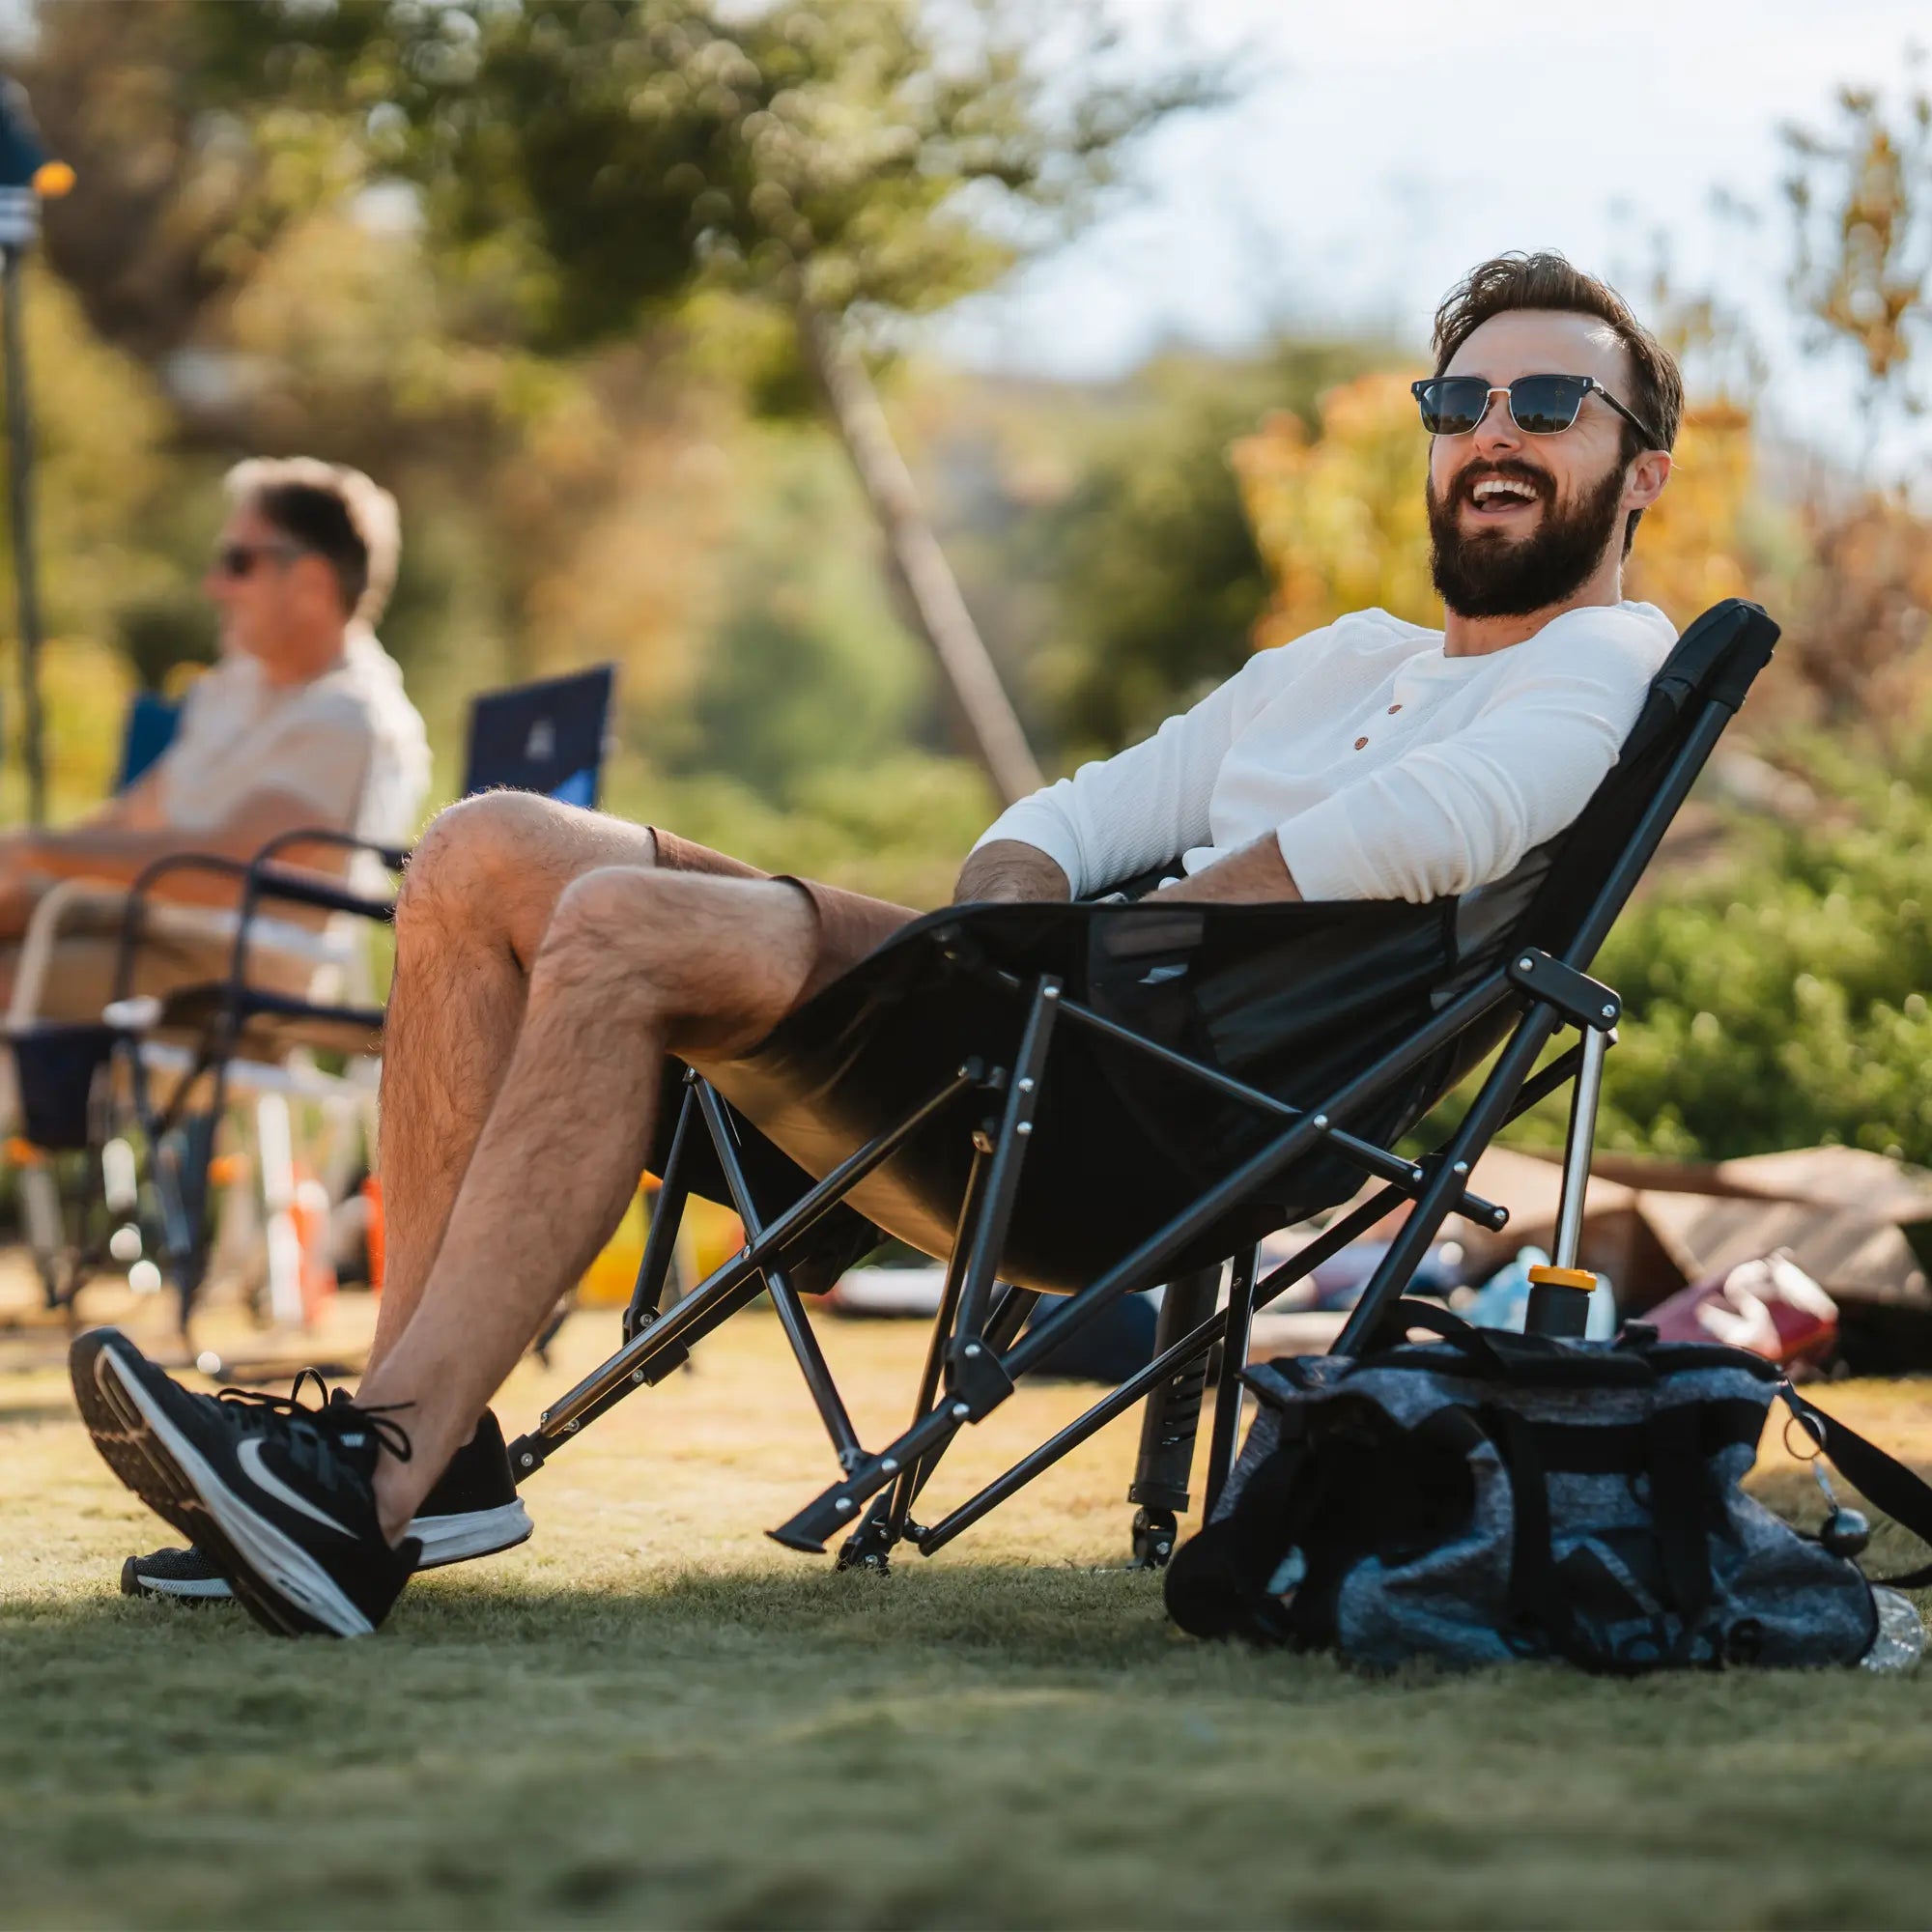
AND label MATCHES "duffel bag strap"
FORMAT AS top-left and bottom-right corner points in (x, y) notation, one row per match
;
(1365, 1297), (1512, 1372)
(1164, 1417), (1324, 1644)
(1646, 1404), (1717, 1648)
(1778, 1384), (1932, 1589)
(1495, 1409), (1613, 1671)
